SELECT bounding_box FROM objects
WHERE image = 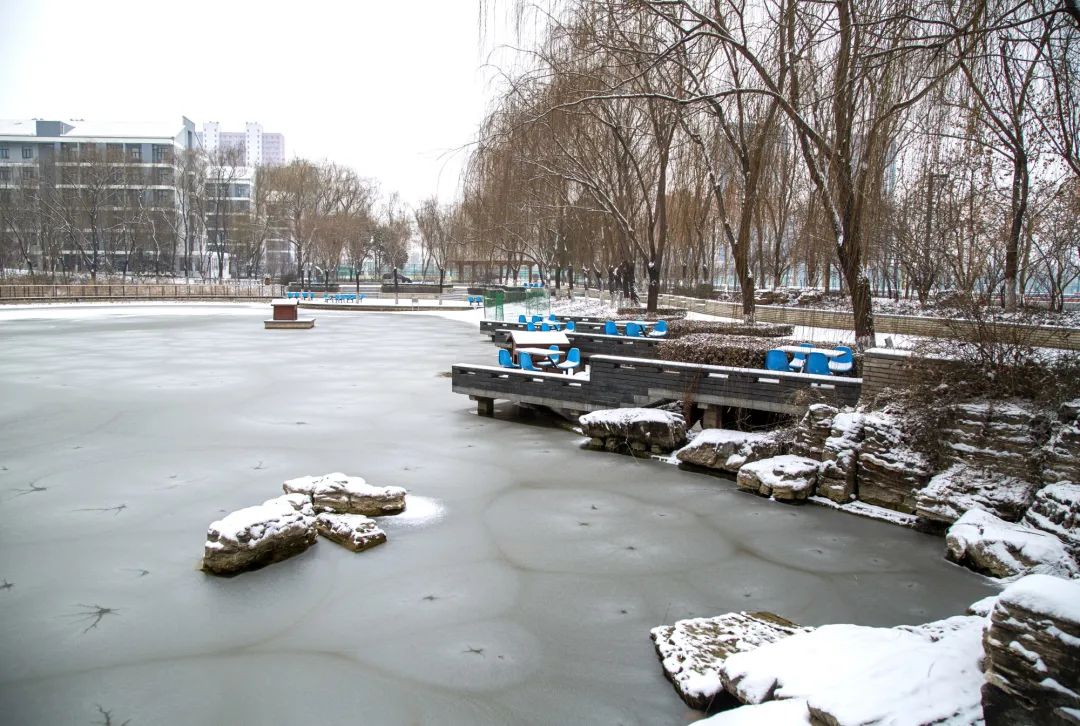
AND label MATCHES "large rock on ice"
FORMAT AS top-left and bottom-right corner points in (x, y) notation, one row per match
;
(857, 411), (931, 514)
(721, 615), (986, 725)
(915, 463), (1041, 530)
(579, 408), (687, 454)
(1023, 482), (1080, 561)
(283, 472), (407, 516)
(792, 404), (838, 459)
(817, 411), (864, 504)
(736, 455), (819, 502)
(982, 574), (1080, 725)
(675, 428), (780, 473)
(945, 509), (1078, 579)
(649, 611), (809, 710)
(202, 495), (317, 576)
(315, 512), (387, 552)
